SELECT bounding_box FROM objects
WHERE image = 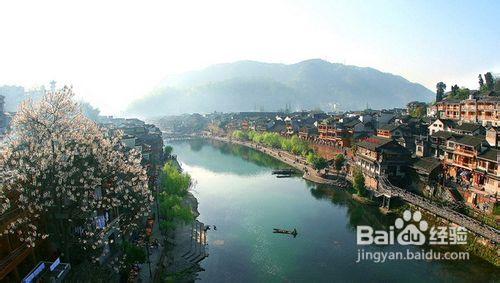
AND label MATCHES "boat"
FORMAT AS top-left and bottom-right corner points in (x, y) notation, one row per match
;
(273, 228), (298, 237)
(272, 169), (295, 175)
